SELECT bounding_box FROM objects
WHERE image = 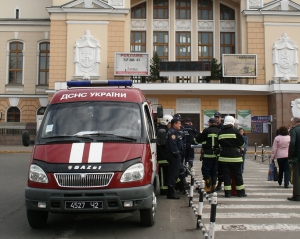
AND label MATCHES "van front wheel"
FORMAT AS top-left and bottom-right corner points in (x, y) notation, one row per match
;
(27, 210), (48, 229)
(140, 189), (157, 227)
